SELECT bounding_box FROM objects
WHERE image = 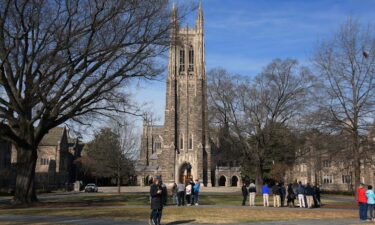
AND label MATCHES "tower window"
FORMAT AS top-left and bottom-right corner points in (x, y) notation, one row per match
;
(188, 48), (194, 72)
(188, 135), (193, 149)
(179, 49), (185, 72)
(180, 137), (184, 150)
